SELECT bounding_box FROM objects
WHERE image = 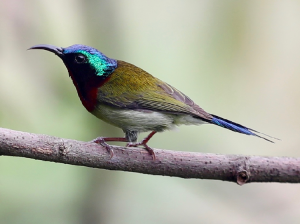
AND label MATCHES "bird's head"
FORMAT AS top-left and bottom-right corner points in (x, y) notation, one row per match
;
(29, 44), (117, 84)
